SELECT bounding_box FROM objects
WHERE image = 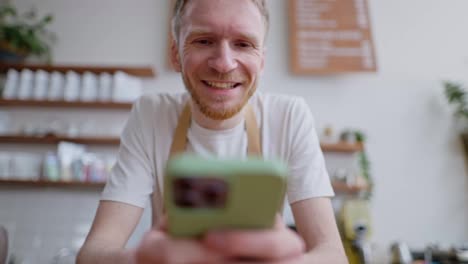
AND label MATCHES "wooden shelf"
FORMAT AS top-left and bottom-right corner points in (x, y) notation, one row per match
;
(0, 63), (156, 77)
(1, 135), (365, 150)
(0, 99), (133, 109)
(0, 134), (120, 145)
(320, 142), (363, 153)
(331, 180), (369, 194)
(0, 179), (105, 188)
